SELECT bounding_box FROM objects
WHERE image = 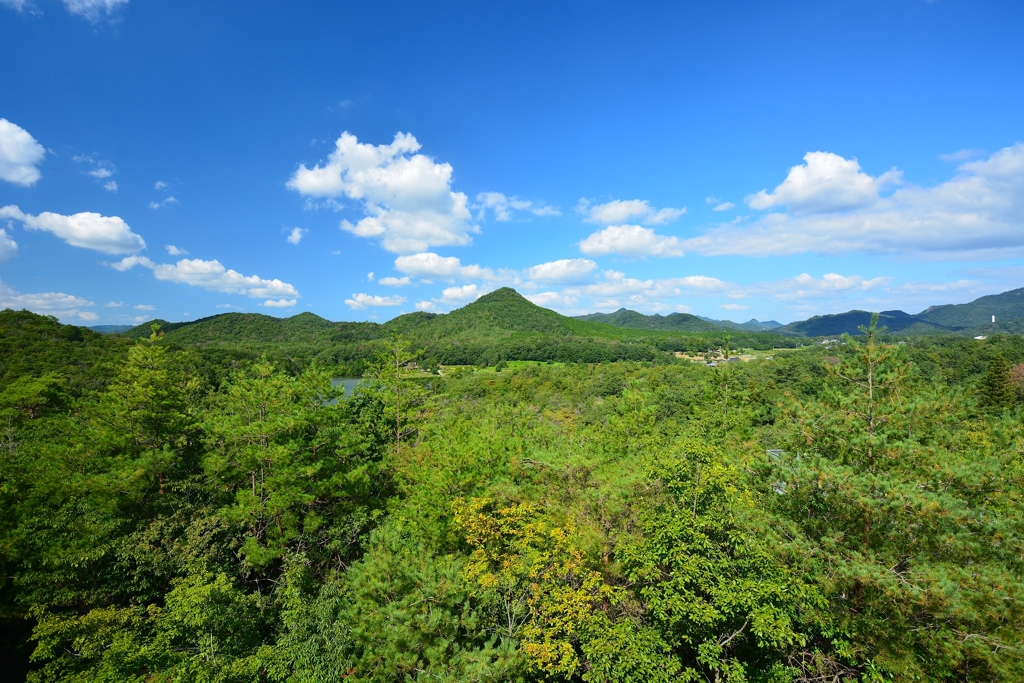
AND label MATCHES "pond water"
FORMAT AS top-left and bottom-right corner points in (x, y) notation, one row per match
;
(330, 377), (363, 395)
